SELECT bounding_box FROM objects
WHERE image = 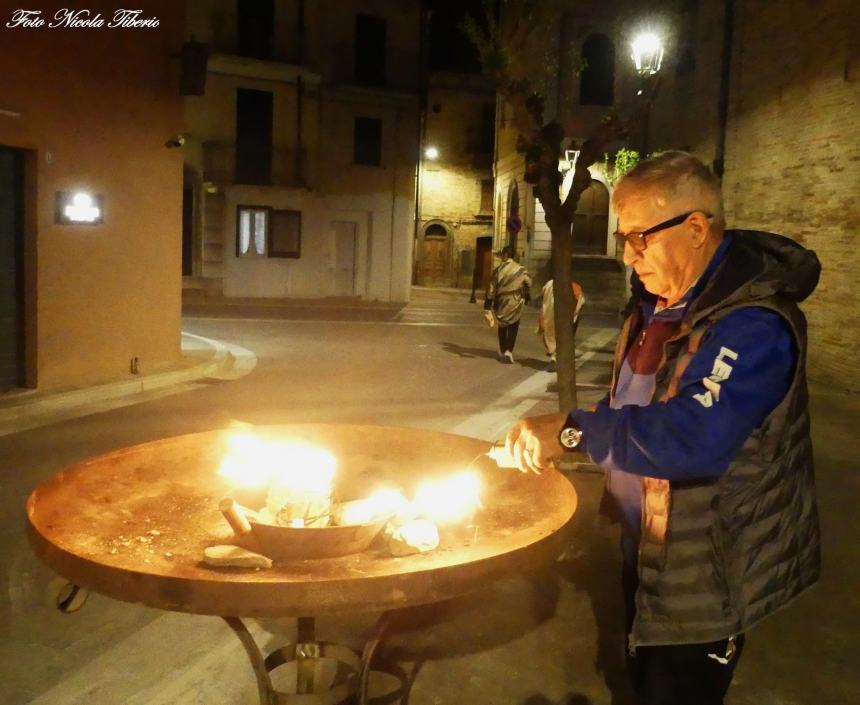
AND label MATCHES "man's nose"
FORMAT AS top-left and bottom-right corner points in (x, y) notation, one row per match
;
(622, 241), (639, 266)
